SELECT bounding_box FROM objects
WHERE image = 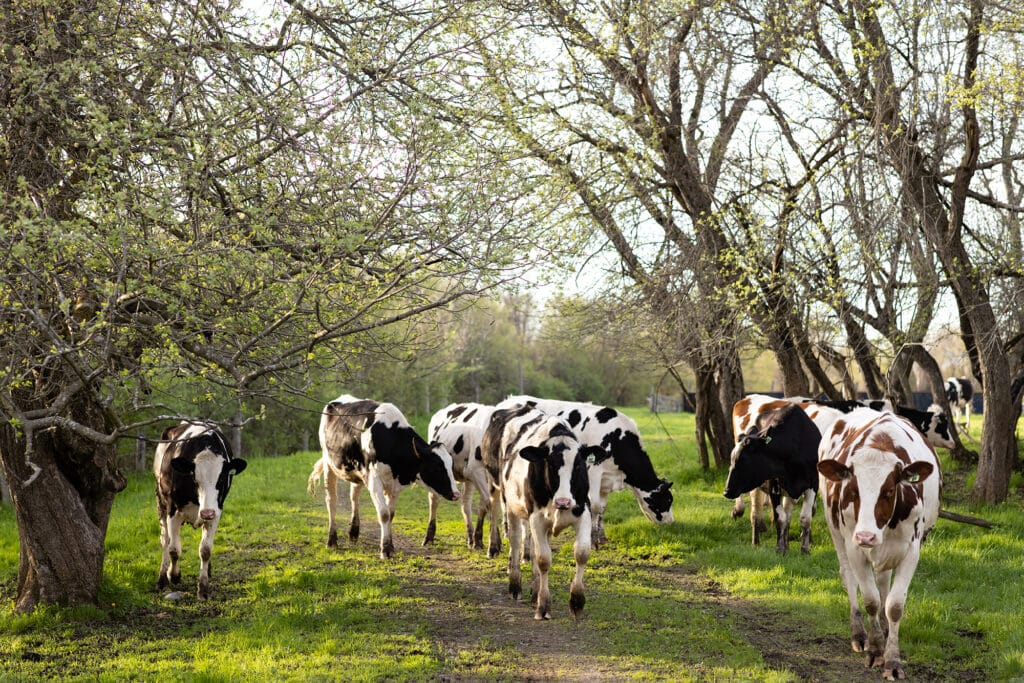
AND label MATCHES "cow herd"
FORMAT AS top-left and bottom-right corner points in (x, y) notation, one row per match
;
(153, 381), (971, 680)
